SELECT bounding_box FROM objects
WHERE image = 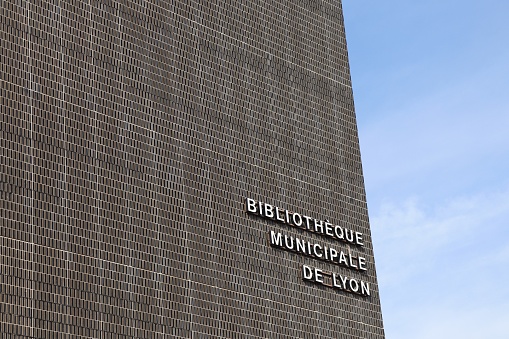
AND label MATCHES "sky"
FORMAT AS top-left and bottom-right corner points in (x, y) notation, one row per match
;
(342, 1), (509, 338)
